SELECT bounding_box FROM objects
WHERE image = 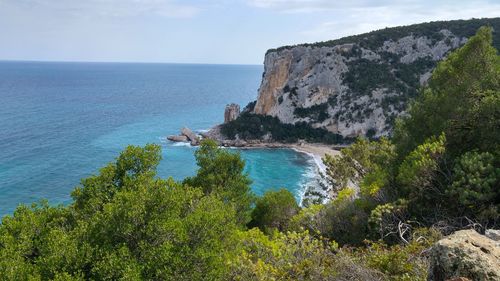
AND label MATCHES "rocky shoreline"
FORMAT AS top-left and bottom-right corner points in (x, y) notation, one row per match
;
(166, 123), (345, 205)
(168, 124), (343, 159)
(165, 104), (348, 205)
